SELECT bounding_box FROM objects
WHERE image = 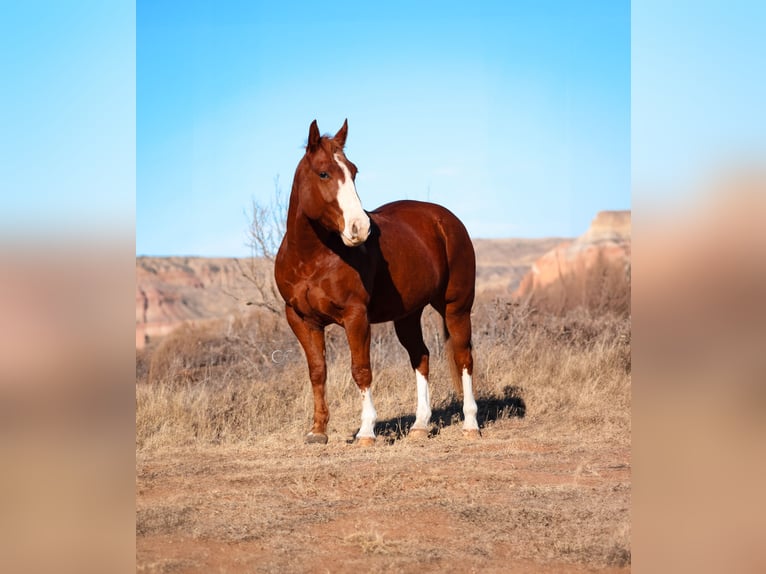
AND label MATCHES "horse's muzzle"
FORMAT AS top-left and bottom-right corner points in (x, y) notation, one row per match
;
(341, 216), (371, 247)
